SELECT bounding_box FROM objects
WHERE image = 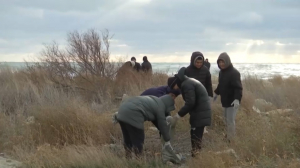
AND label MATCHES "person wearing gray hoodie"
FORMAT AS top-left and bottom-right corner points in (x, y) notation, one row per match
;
(116, 94), (176, 158)
(213, 52), (243, 142)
